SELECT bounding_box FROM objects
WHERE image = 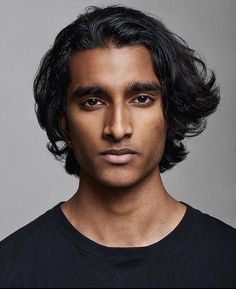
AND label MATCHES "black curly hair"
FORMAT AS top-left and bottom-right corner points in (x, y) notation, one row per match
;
(33, 5), (220, 177)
